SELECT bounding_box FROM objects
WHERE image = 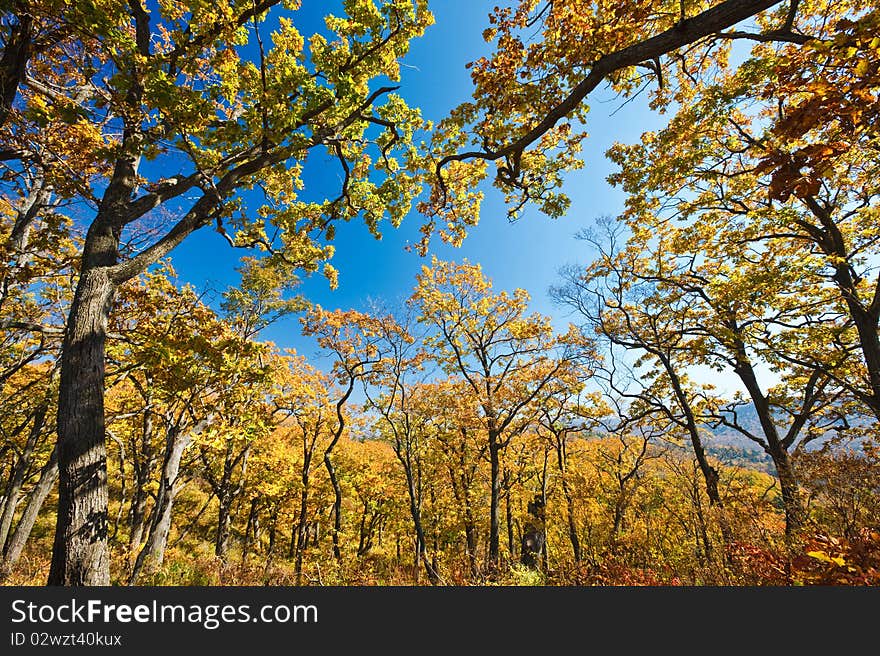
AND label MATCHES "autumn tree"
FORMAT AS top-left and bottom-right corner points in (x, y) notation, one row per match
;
(0, 177), (76, 577)
(553, 228), (728, 514)
(606, 4), (880, 427)
(419, 376), (485, 577)
(535, 384), (607, 563)
(300, 306), (402, 564)
(412, 258), (571, 566)
(272, 355), (335, 583)
(358, 306), (442, 583)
